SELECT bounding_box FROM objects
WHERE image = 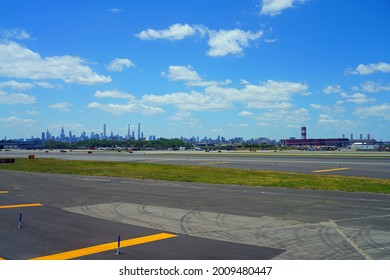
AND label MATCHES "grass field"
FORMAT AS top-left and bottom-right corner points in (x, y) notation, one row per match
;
(1, 158), (389, 194)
